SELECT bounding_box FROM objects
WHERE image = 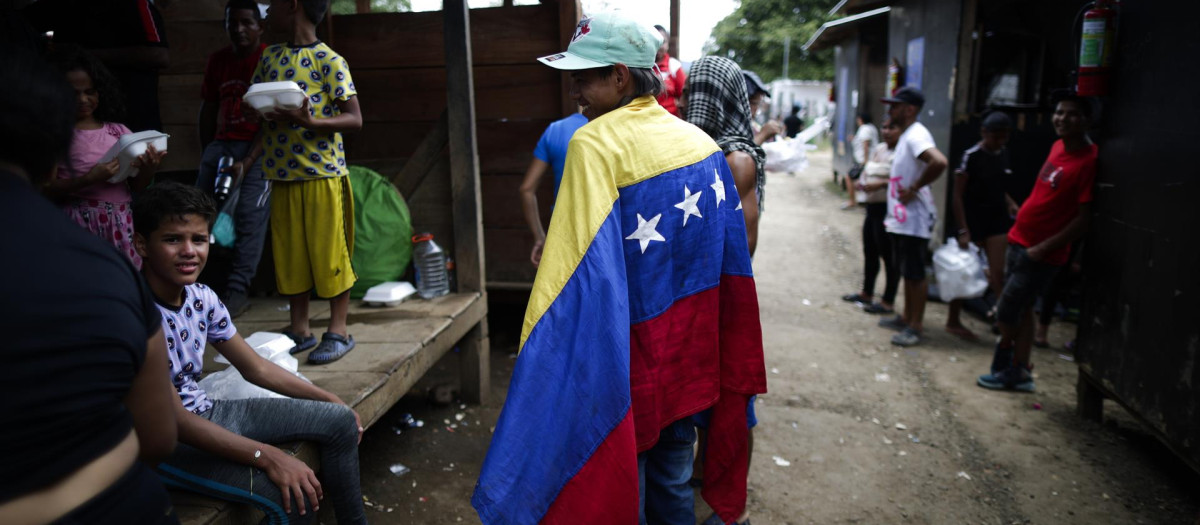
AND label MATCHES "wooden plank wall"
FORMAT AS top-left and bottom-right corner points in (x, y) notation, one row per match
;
(158, 1), (574, 287)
